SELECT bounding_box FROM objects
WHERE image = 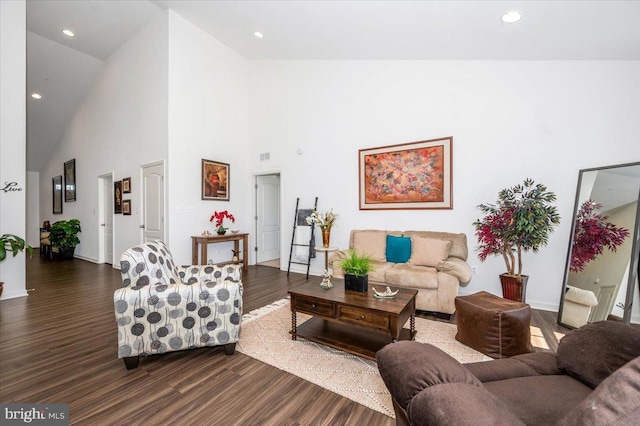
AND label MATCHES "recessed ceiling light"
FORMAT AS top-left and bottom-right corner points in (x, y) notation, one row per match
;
(62, 29), (75, 37)
(253, 31), (263, 39)
(31, 93), (42, 99)
(501, 11), (522, 23)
